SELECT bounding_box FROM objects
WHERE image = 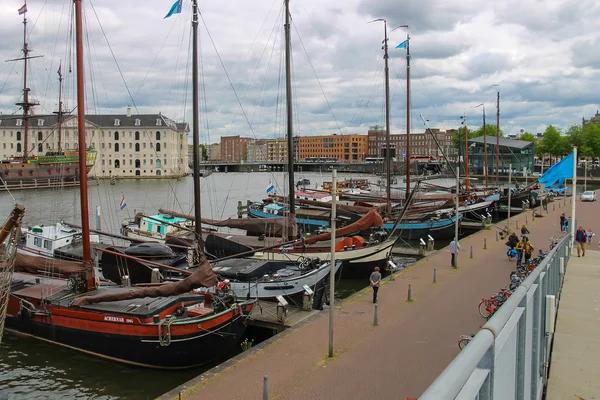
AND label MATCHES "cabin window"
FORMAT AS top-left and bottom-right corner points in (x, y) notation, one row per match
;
(135, 131), (140, 140)
(38, 131), (43, 140)
(34, 237), (42, 247)
(159, 226), (165, 235)
(156, 131), (161, 140)
(43, 240), (52, 250)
